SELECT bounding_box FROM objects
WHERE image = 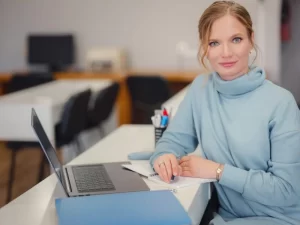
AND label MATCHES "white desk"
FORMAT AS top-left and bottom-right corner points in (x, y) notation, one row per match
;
(0, 84), (211, 224)
(0, 125), (210, 225)
(0, 79), (114, 144)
